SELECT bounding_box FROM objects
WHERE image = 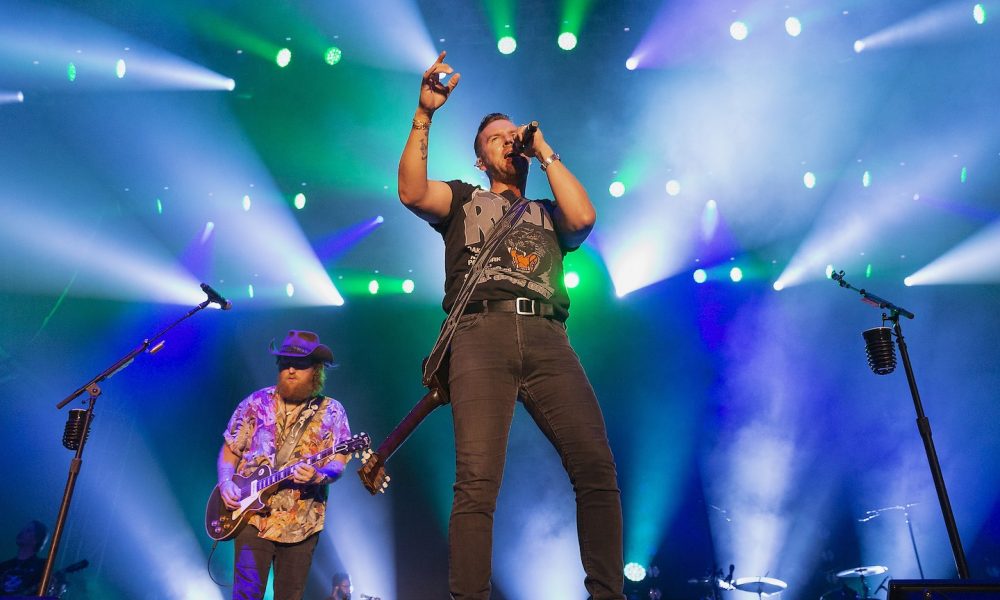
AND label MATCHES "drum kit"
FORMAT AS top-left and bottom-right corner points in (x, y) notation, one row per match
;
(687, 565), (889, 600)
(821, 565), (890, 600)
(687, 571), (787, 600)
